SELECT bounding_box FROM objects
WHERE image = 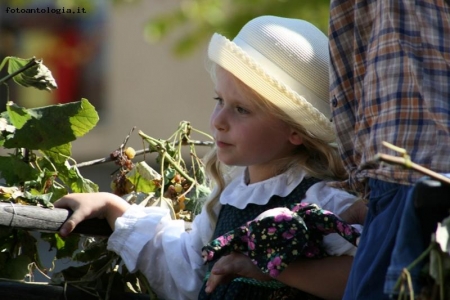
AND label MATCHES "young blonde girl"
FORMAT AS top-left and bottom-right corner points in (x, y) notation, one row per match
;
(55, 16), (363, 300)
